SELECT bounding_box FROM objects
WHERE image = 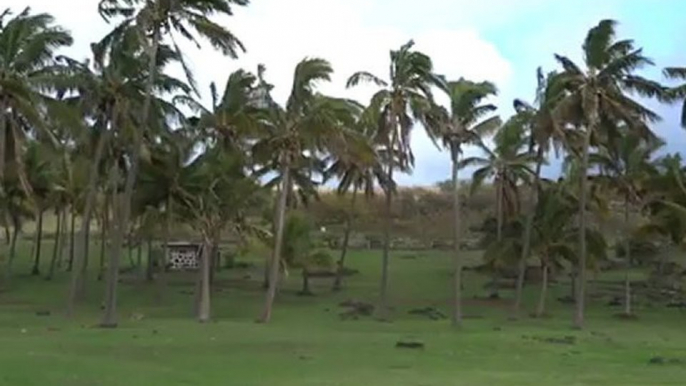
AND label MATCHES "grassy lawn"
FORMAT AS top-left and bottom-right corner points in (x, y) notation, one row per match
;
(1, 245), (686, 385)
